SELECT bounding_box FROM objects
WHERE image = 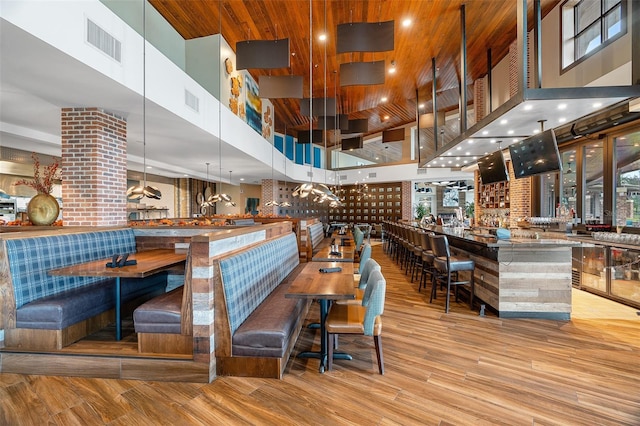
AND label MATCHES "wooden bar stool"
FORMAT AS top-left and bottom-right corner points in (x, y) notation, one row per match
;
(429, 234), (475, 313)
